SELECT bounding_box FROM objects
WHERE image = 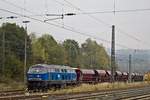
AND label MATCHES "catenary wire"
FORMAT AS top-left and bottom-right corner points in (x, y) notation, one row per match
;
(63, 0), (111, 27)
(62, 0), (150, 48)
(0, 0), (111, 42)
(0, 8), (131, 49)
(76, 8), (150, 15)
(1, 0), (149, 49)
(0, 0), (80, 32)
